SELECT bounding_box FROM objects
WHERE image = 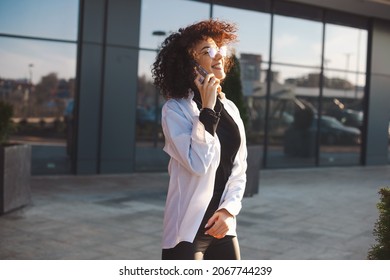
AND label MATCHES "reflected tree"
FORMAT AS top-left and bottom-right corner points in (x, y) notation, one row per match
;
(222, 54), (249, 129)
